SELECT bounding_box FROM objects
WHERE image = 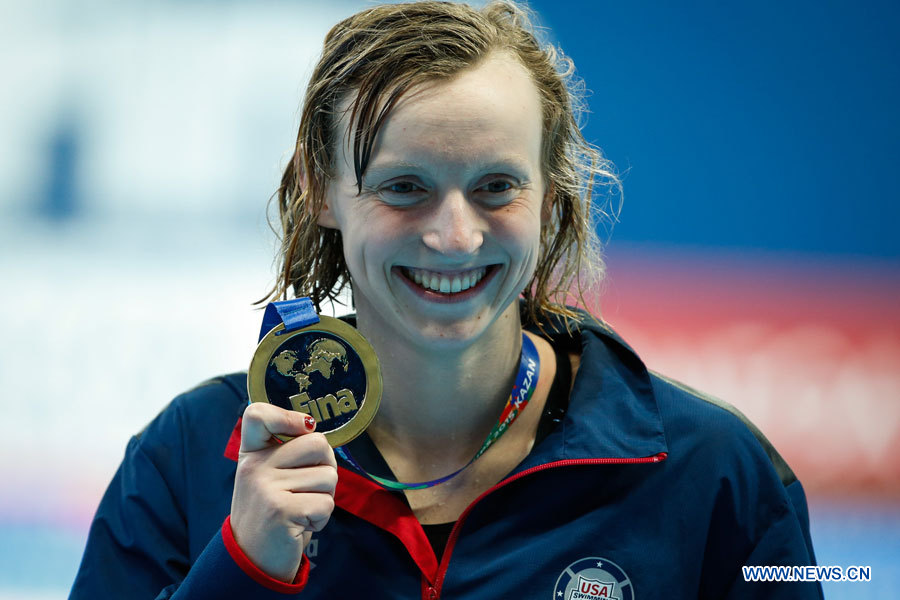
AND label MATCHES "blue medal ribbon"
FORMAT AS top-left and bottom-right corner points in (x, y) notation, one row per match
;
(259, 297), (320, 342)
